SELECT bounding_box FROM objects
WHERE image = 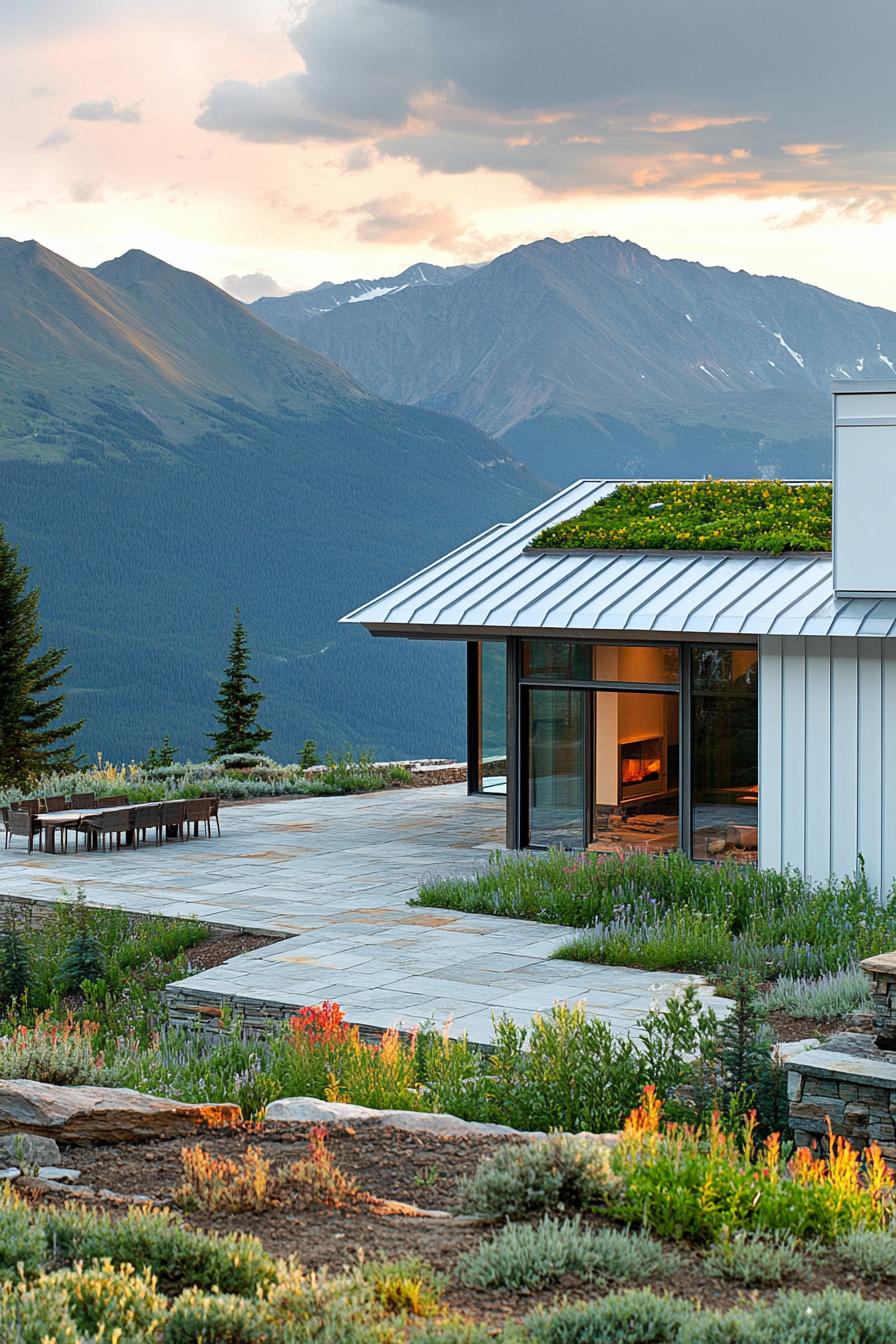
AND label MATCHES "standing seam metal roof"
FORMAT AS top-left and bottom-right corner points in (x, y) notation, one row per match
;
(341, 480), (896, 640)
